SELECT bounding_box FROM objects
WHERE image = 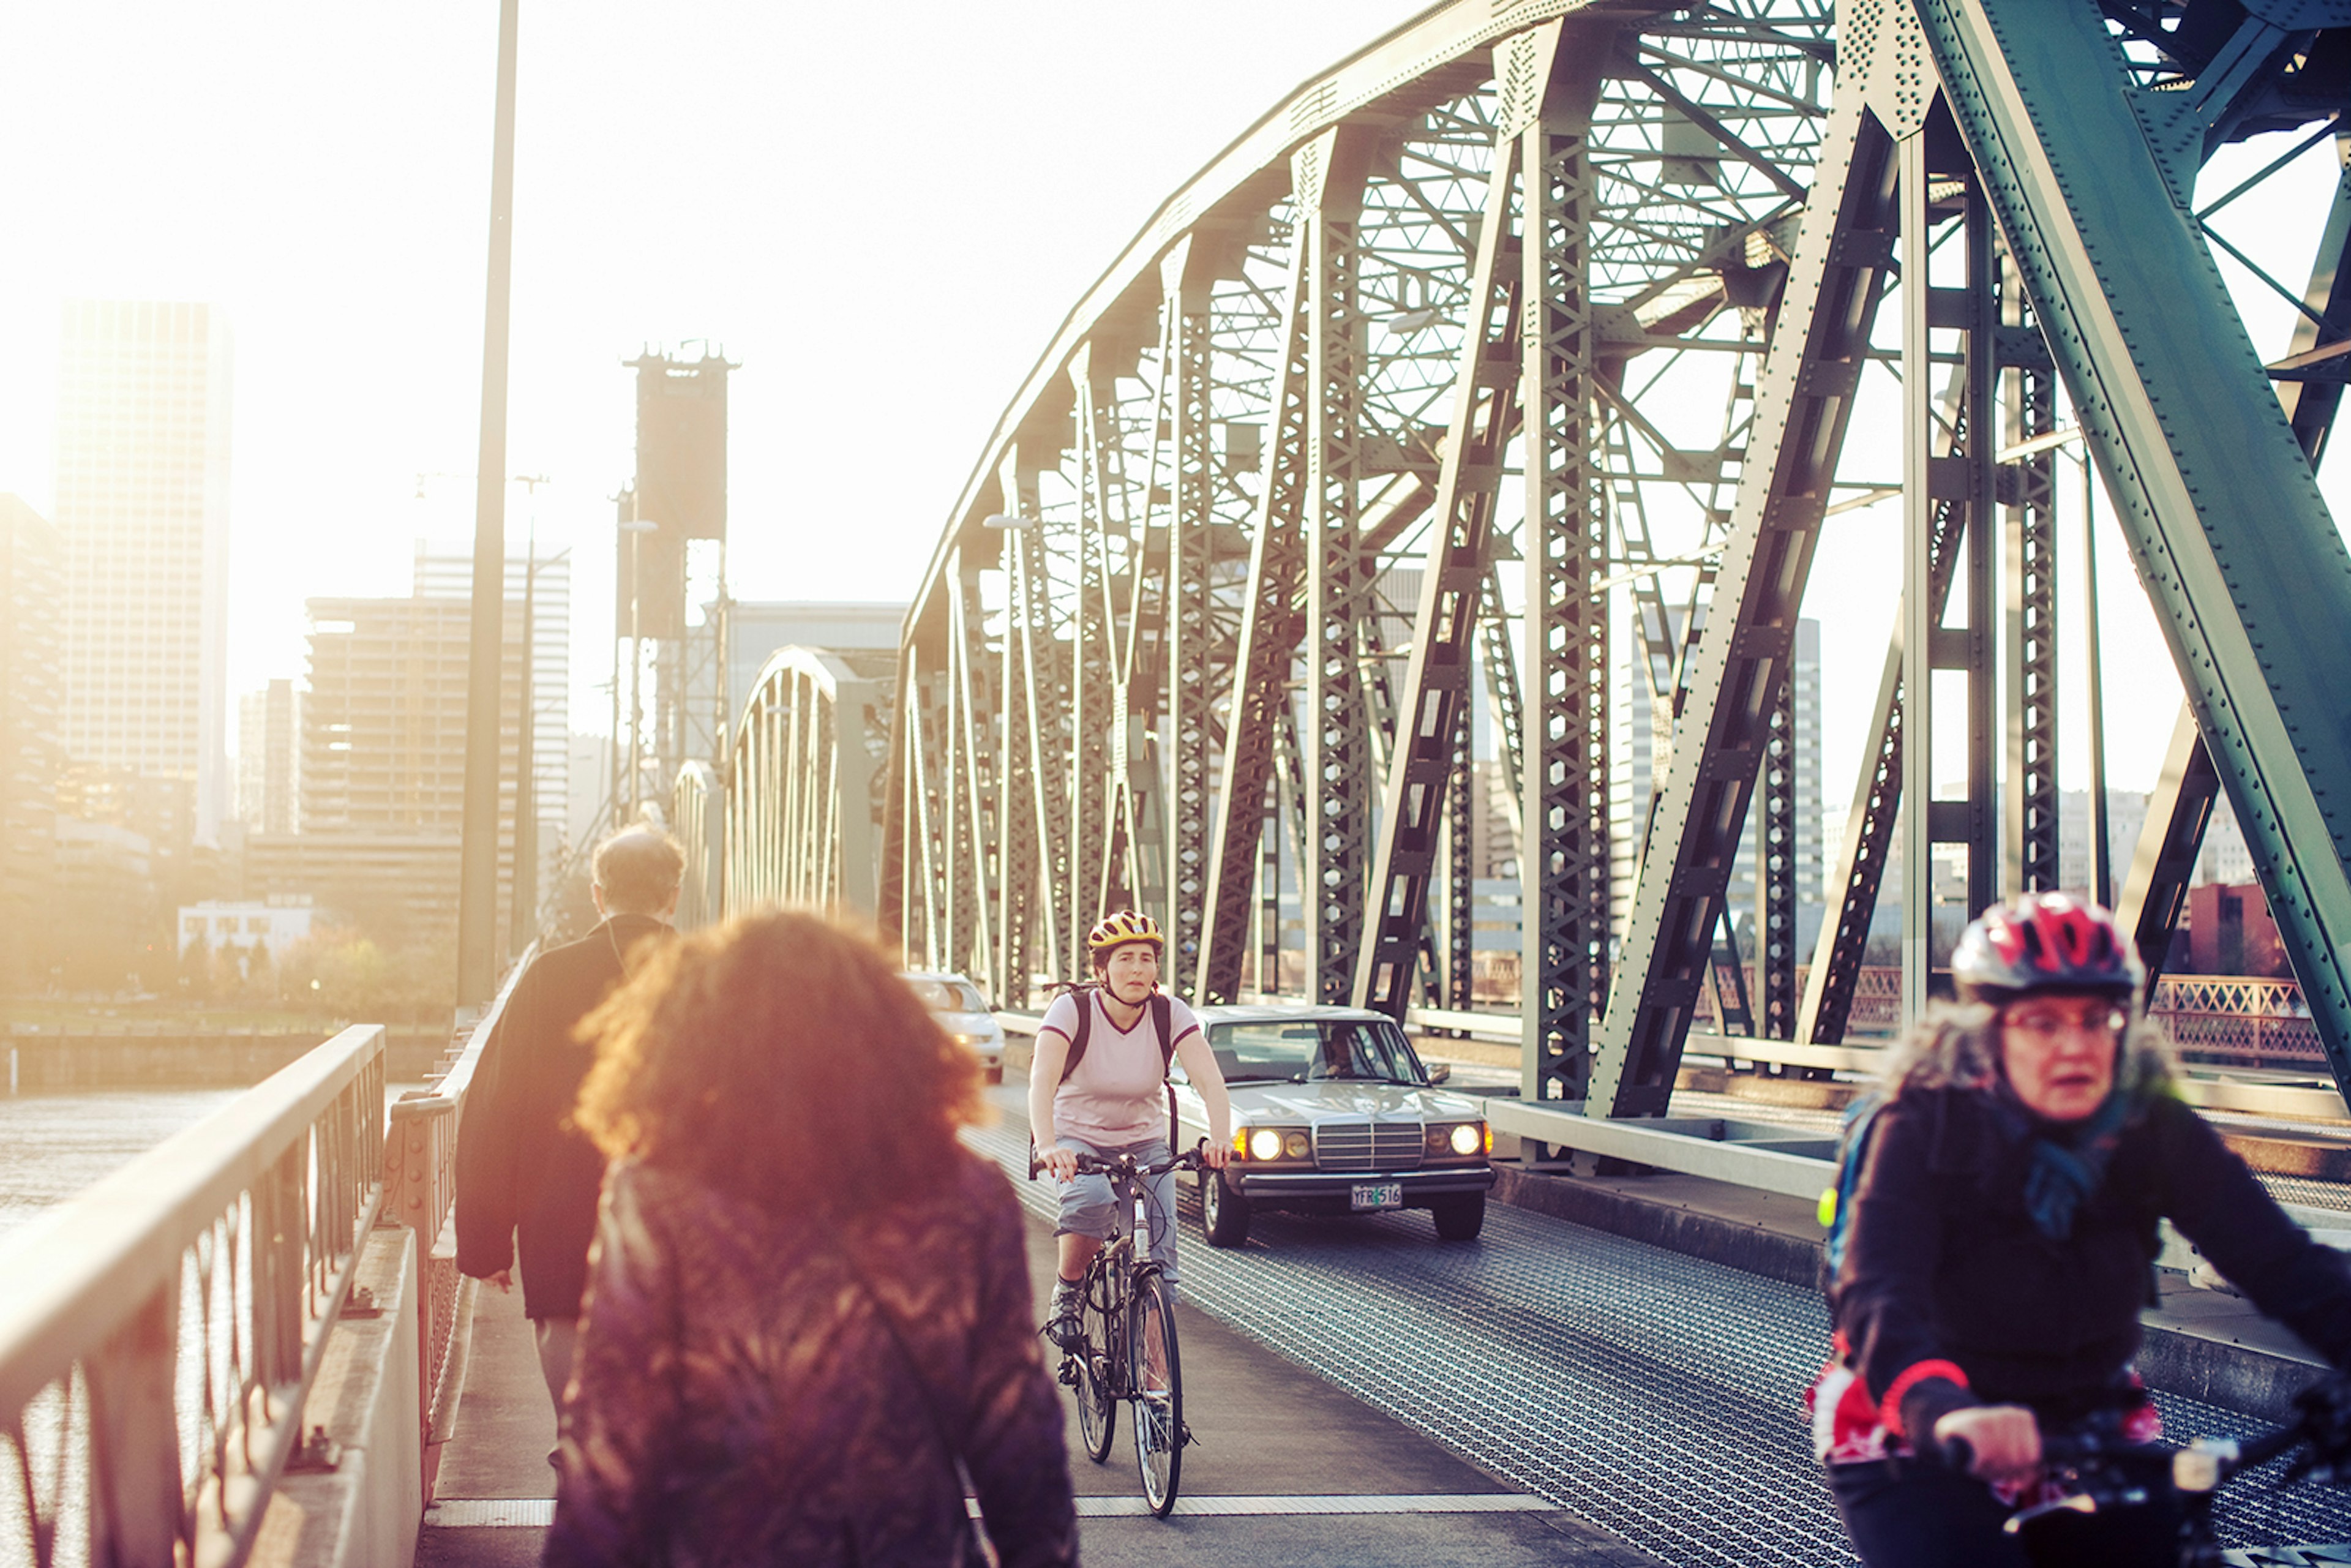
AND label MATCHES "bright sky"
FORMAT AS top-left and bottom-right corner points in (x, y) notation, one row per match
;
(0, 2), (2342, 808)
